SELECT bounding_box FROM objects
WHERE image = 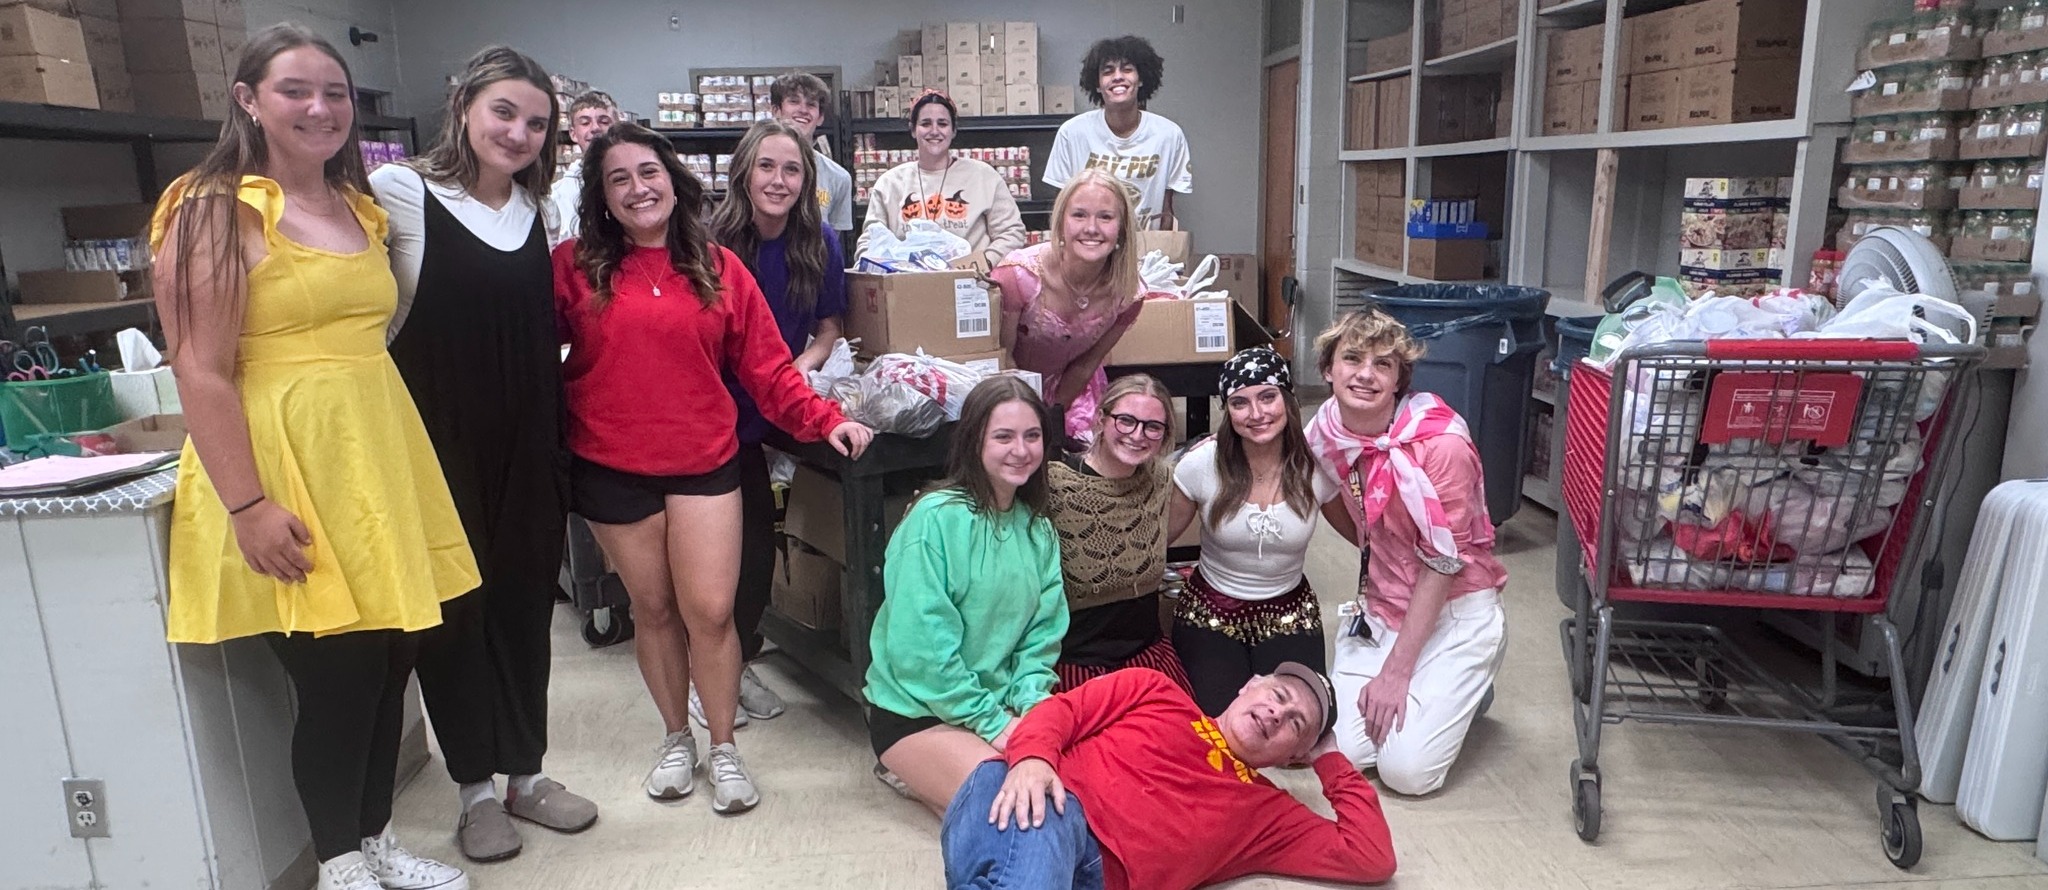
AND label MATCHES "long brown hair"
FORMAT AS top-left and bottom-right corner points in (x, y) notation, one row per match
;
(1208, 387), (1319, 530)
(707, 119), (827, 316)
(155, 23), (369, 358)
(573, 122), (722, 311)
(405, 45), (558, 207)
(1046, 168), (1142, 307)
(940, 375), (1054, 519)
